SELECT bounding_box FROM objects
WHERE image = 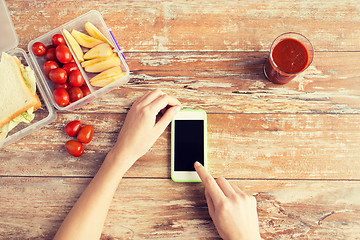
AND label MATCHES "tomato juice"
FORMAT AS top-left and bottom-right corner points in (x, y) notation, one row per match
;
(272, 38), (309, 73)
(264, 33), (313, 84)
